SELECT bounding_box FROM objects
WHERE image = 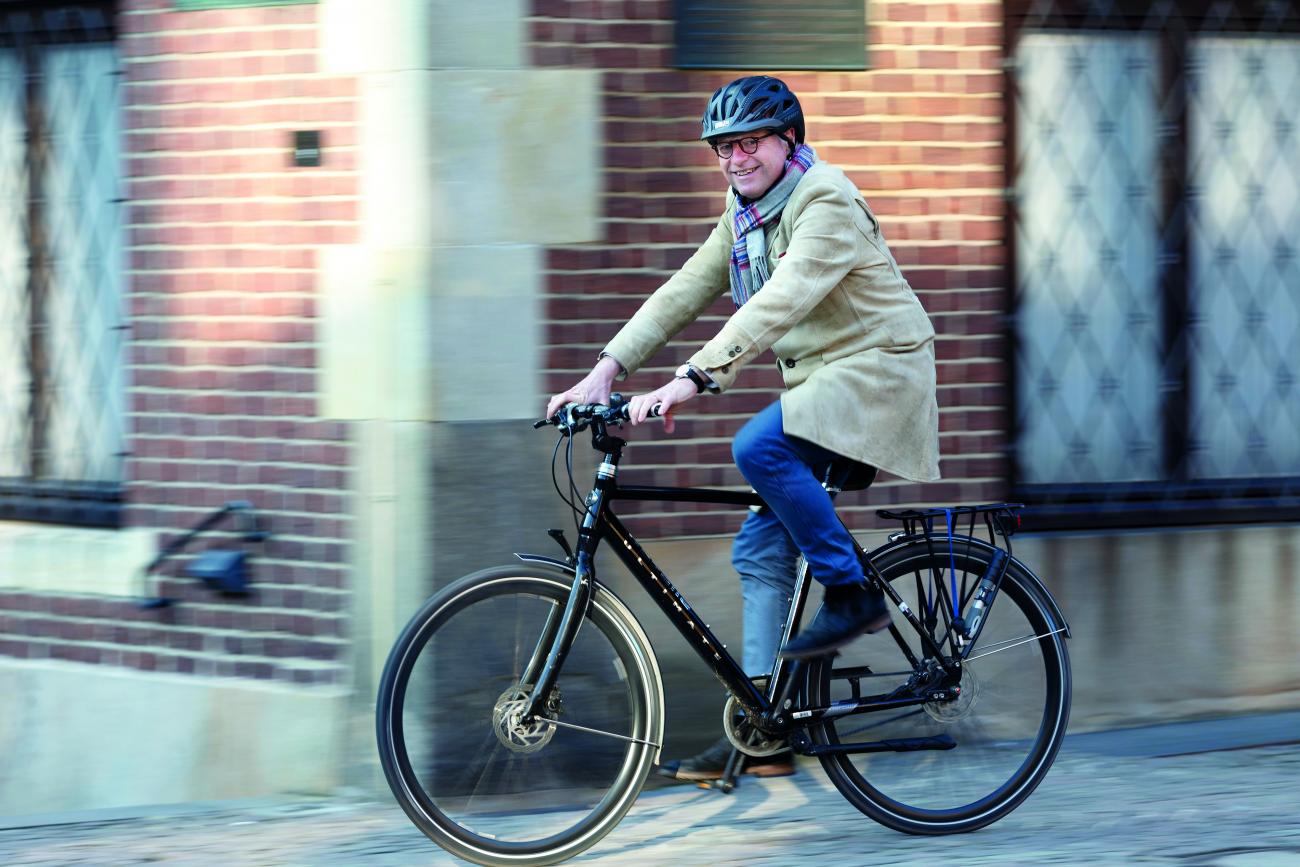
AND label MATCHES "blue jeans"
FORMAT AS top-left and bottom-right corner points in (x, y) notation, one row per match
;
(731, 400), (867, 677)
